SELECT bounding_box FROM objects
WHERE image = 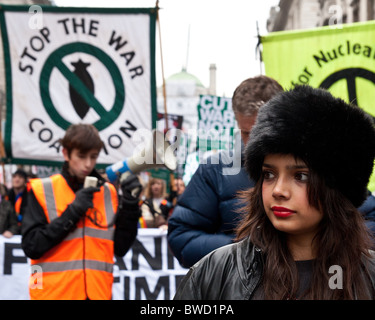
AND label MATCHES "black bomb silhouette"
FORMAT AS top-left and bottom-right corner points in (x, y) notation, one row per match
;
(69, 59), (94, 119)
